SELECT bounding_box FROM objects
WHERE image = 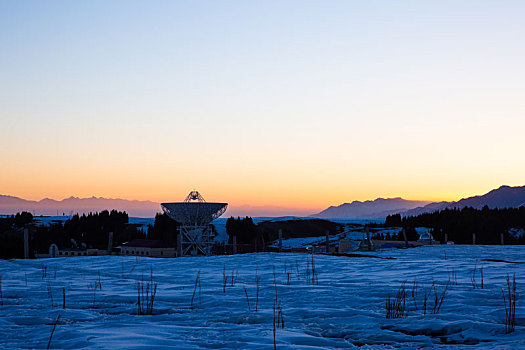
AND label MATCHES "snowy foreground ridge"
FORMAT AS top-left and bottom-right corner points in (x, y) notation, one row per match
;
(0, 246), (523, 349)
